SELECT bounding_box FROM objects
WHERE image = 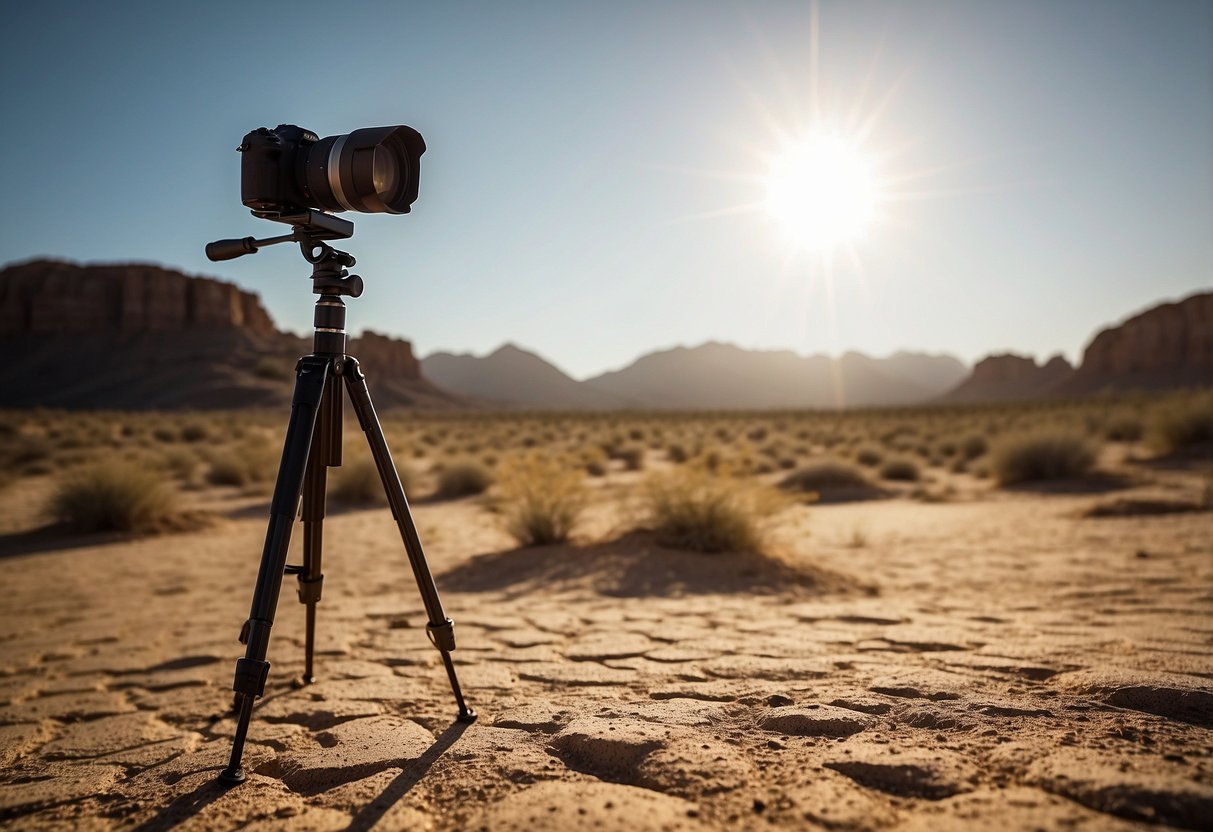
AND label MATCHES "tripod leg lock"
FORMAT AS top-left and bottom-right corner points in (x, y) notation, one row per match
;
(296, 573), (324, 605)
(426, 618), (458, 652)
(232, 658), (271, 698)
